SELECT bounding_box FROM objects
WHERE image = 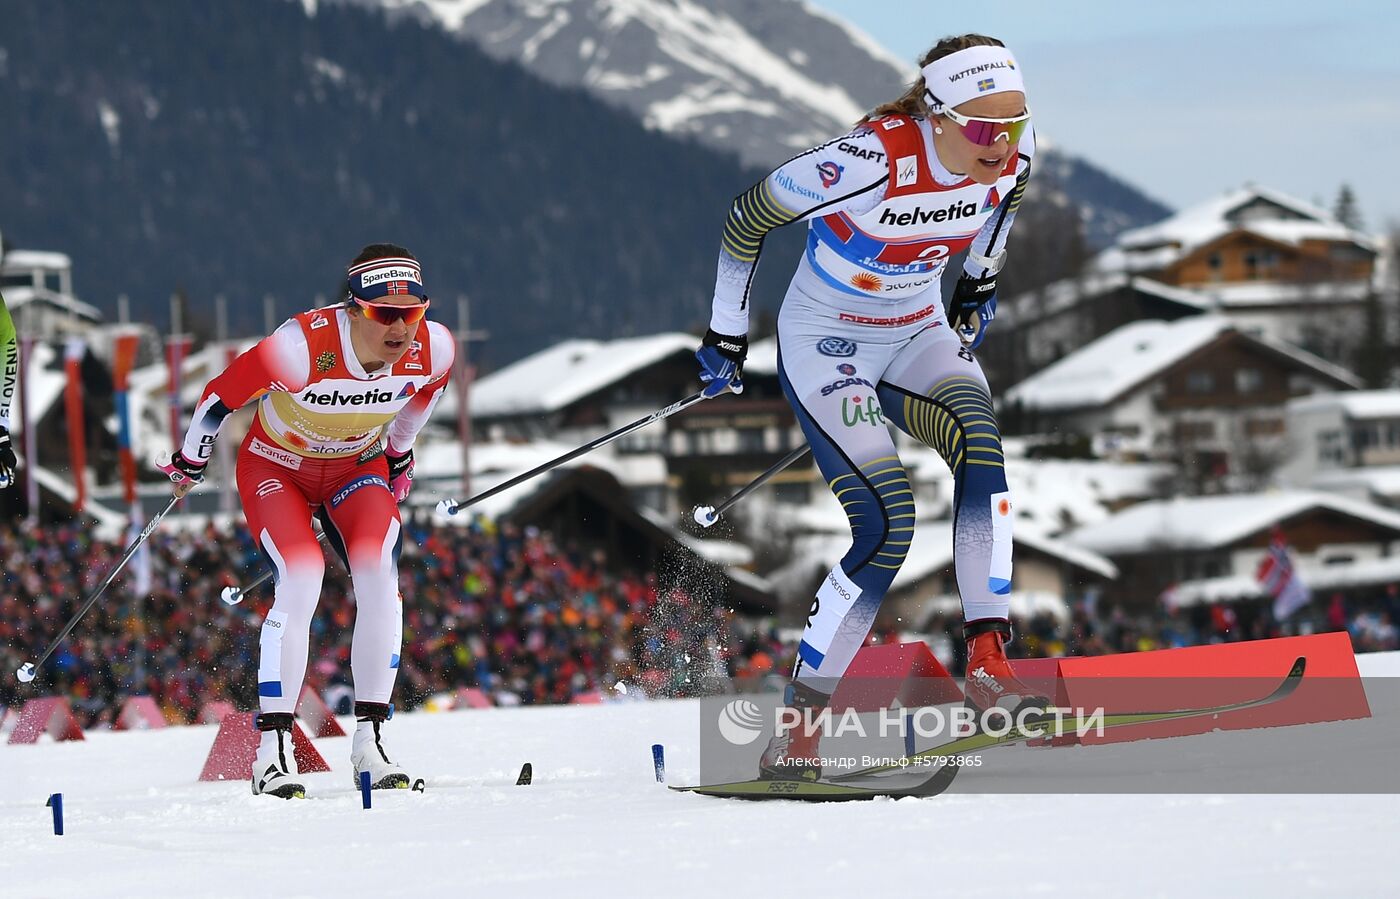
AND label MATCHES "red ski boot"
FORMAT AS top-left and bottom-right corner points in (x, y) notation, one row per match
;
(963, 618), (1051, 717)
(758, 682), (827, 782)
